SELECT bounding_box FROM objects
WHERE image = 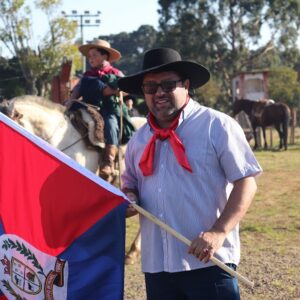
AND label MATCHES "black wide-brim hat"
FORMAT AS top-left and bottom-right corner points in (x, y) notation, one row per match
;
(118, 48), (210, 95)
